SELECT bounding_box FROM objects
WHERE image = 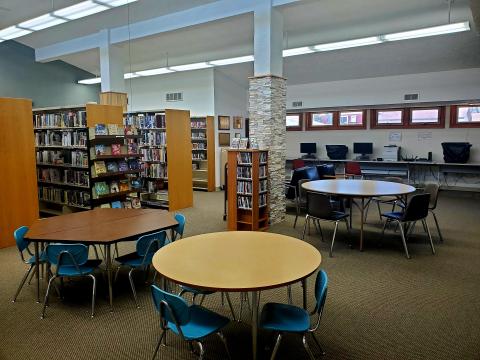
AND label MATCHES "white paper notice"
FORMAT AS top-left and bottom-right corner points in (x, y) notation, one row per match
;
(417, 131), (432, 141)
(389, 132), (402, 142)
